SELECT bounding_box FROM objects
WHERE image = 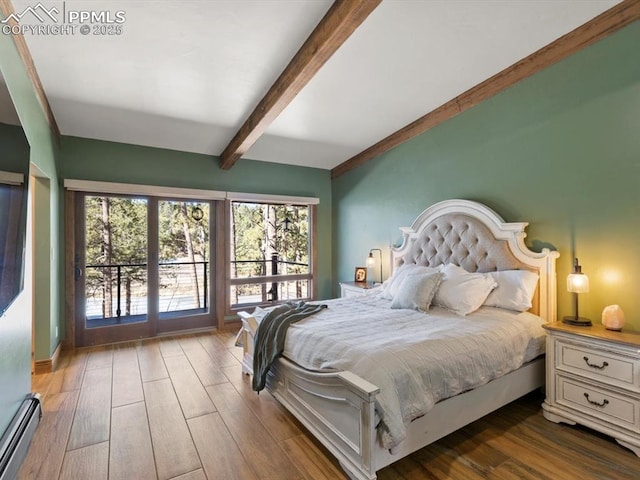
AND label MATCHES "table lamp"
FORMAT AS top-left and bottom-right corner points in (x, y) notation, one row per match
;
(562, 258), (591, 326)
(367, 248), (382, 285)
